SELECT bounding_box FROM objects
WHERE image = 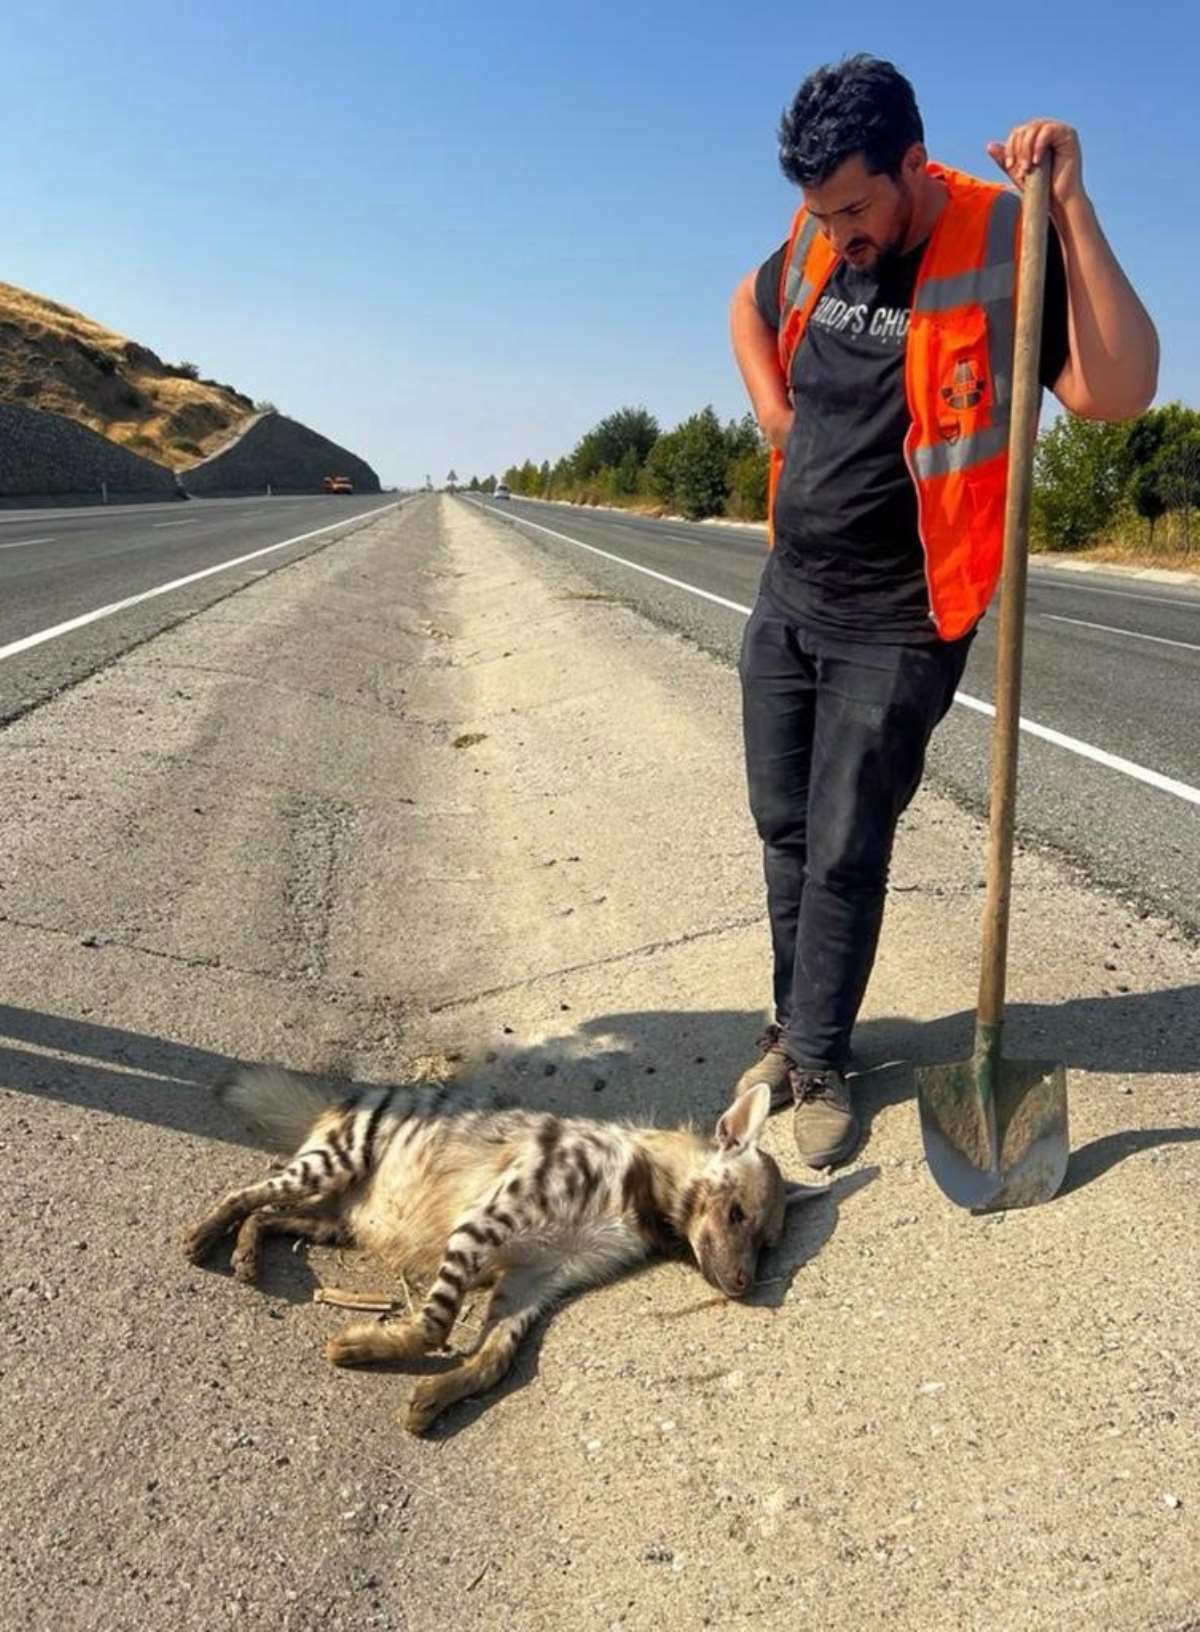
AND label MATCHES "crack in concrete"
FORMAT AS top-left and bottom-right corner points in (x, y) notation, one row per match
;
(120, 656), (444, 724)
(0, 909), (274, 978)
(0, 908), (409, 1026)
(428, 911), (766, 1013)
